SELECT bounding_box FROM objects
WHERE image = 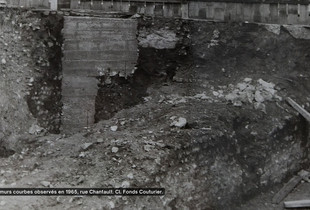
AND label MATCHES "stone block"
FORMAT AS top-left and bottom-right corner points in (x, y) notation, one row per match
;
(63, 50), (137, 61)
